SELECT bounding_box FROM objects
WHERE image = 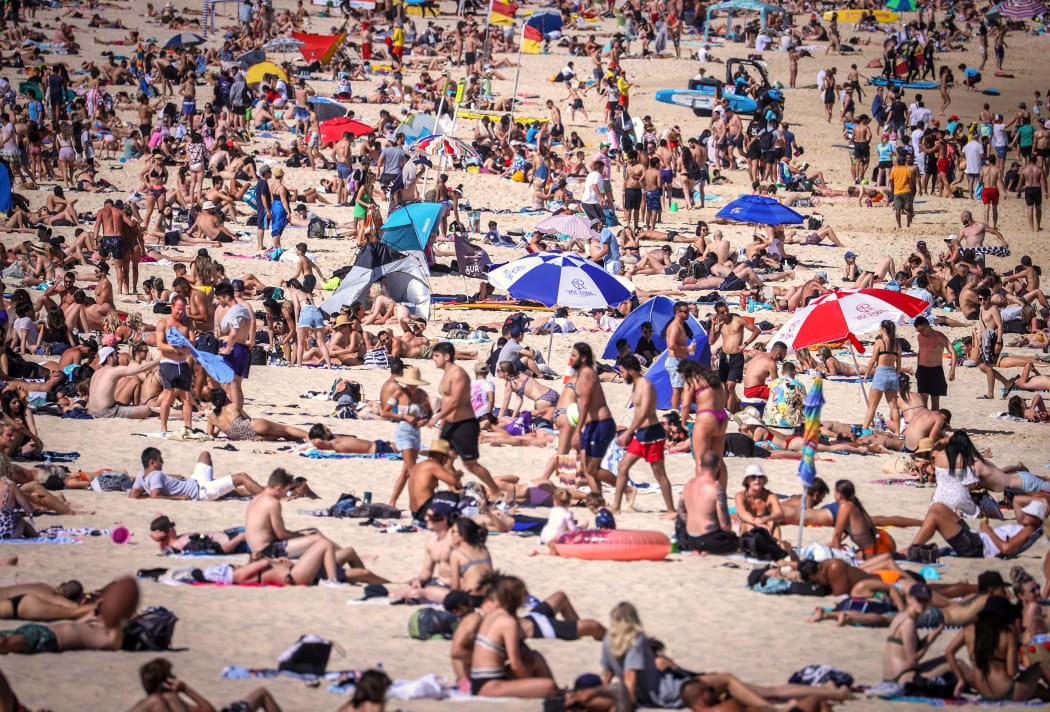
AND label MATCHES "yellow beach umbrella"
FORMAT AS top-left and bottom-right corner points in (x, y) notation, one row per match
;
(246, 61), (288, 86)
